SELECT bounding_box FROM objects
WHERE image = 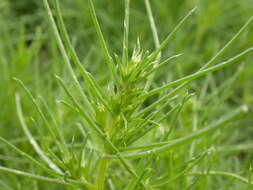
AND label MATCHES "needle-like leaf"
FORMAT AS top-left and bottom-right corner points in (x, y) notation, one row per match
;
(107, 105), (248, 159)
(141, 47), (253, 99)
